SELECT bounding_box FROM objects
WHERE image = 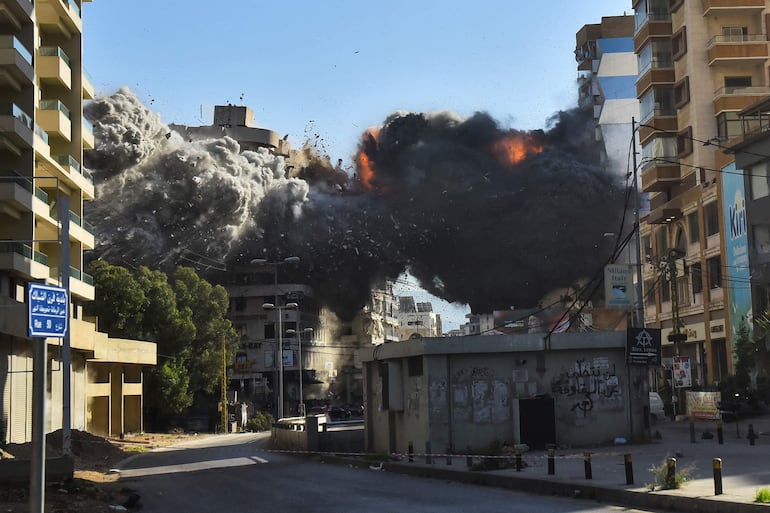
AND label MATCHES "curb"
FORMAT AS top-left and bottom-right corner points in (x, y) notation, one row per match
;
(317, 454), (770, 513)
